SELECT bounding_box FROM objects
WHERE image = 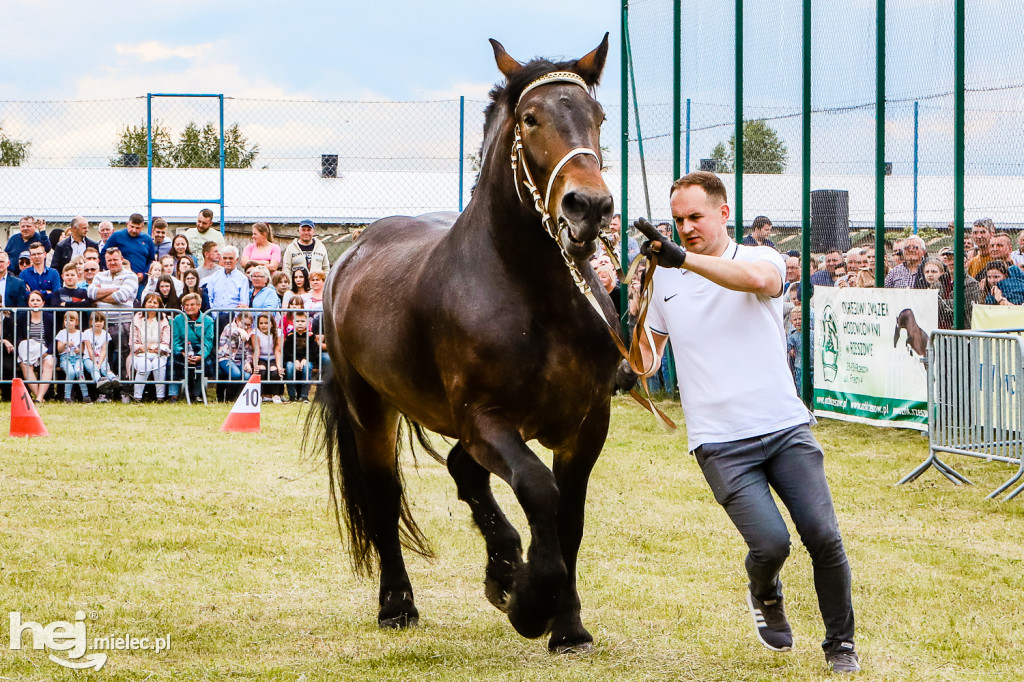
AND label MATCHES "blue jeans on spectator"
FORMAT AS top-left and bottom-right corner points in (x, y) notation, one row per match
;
(169, 356), (204, 400)
(285, 360), (313, 400)
(218, 359), (250, 382)
(693, 423), (855, 653)
(59, 353), (88, 400)
(83, 357), (117, 383)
